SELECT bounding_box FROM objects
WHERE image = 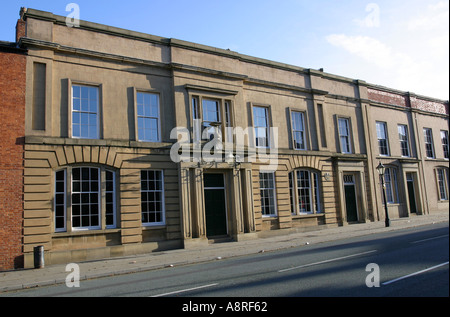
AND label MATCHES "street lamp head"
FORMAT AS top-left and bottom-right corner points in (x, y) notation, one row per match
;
(376, 162), (385, 176)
